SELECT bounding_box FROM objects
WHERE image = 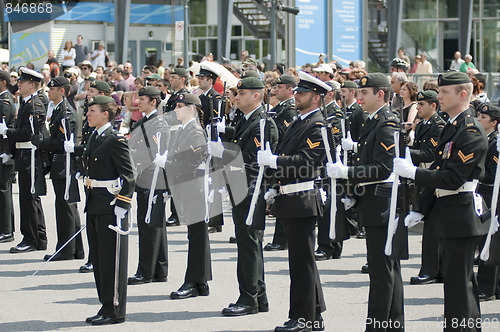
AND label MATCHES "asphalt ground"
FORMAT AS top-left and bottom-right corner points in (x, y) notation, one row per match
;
(0, 182), (499, 332)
